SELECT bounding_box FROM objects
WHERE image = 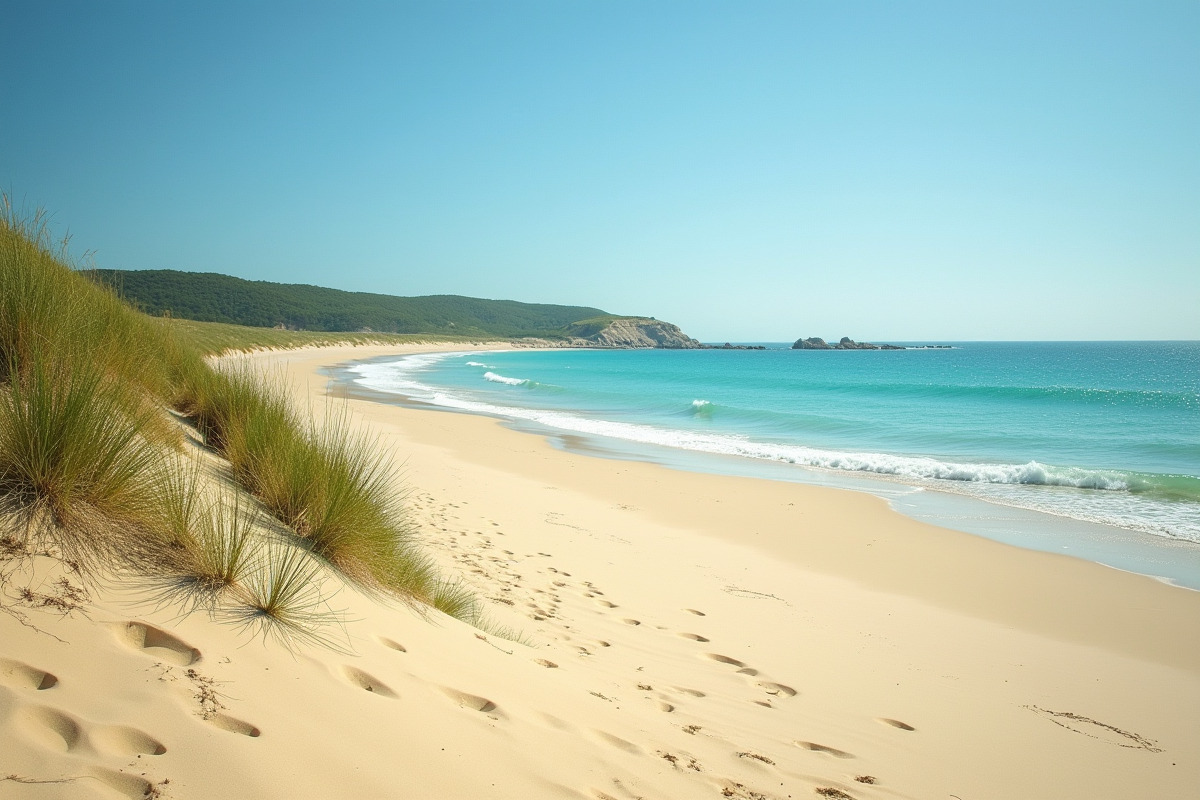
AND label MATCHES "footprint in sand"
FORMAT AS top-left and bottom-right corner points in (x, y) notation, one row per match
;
(0, 657), (58, 690)
(674, 686), (707, 698)
(703, 653), (748, 668)
(878, 718), (916, 731)
(16, 703), (168, 758)
(795, 741), (855, 758)
(207, 713), (261, 737)
(14, 705), (85, 752)
(117, 621), (202, 666)
(596, 600), (619, 609)
(538, 712), (575, 732)
(591, 730), (642, 754)
(621, 618), (641, 626)
(341, 666), (399, 698)
(439, 686), (503, 717)
(89, 767), (156, 800)
(677, 632), (710, 642)
(91, 725), (167, 756)
(533, 659), (559, 669)
(683, 608), (706, 616)
(757, 681), (797, 698)
(377, 637), (407, 652)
